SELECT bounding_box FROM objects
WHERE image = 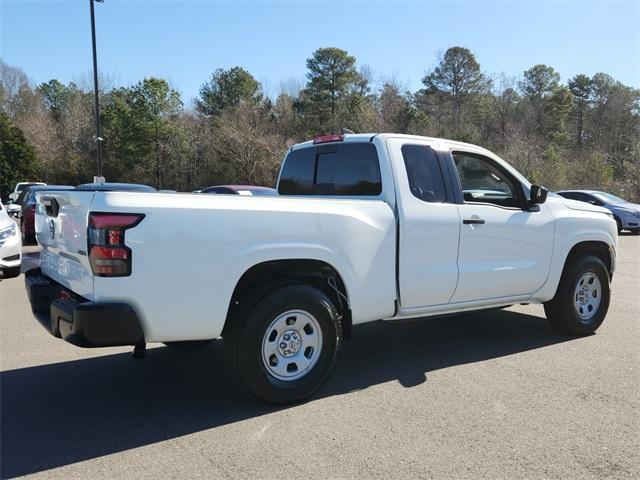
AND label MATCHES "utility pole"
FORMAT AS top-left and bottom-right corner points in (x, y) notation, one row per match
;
(90, 0), (105, 183)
